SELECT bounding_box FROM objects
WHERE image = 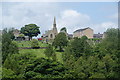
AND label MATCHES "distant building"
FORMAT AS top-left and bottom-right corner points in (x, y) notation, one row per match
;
(13, 29), (29, 41)
(102, 32), (106, 38)
(93, 32), (106, 39)
(68, 34), (73, 39)
(93, 33), (103, 39)
(73, 27), (94, 38)
(42, 17), (58, 42)
(13, 29), (20, 39)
